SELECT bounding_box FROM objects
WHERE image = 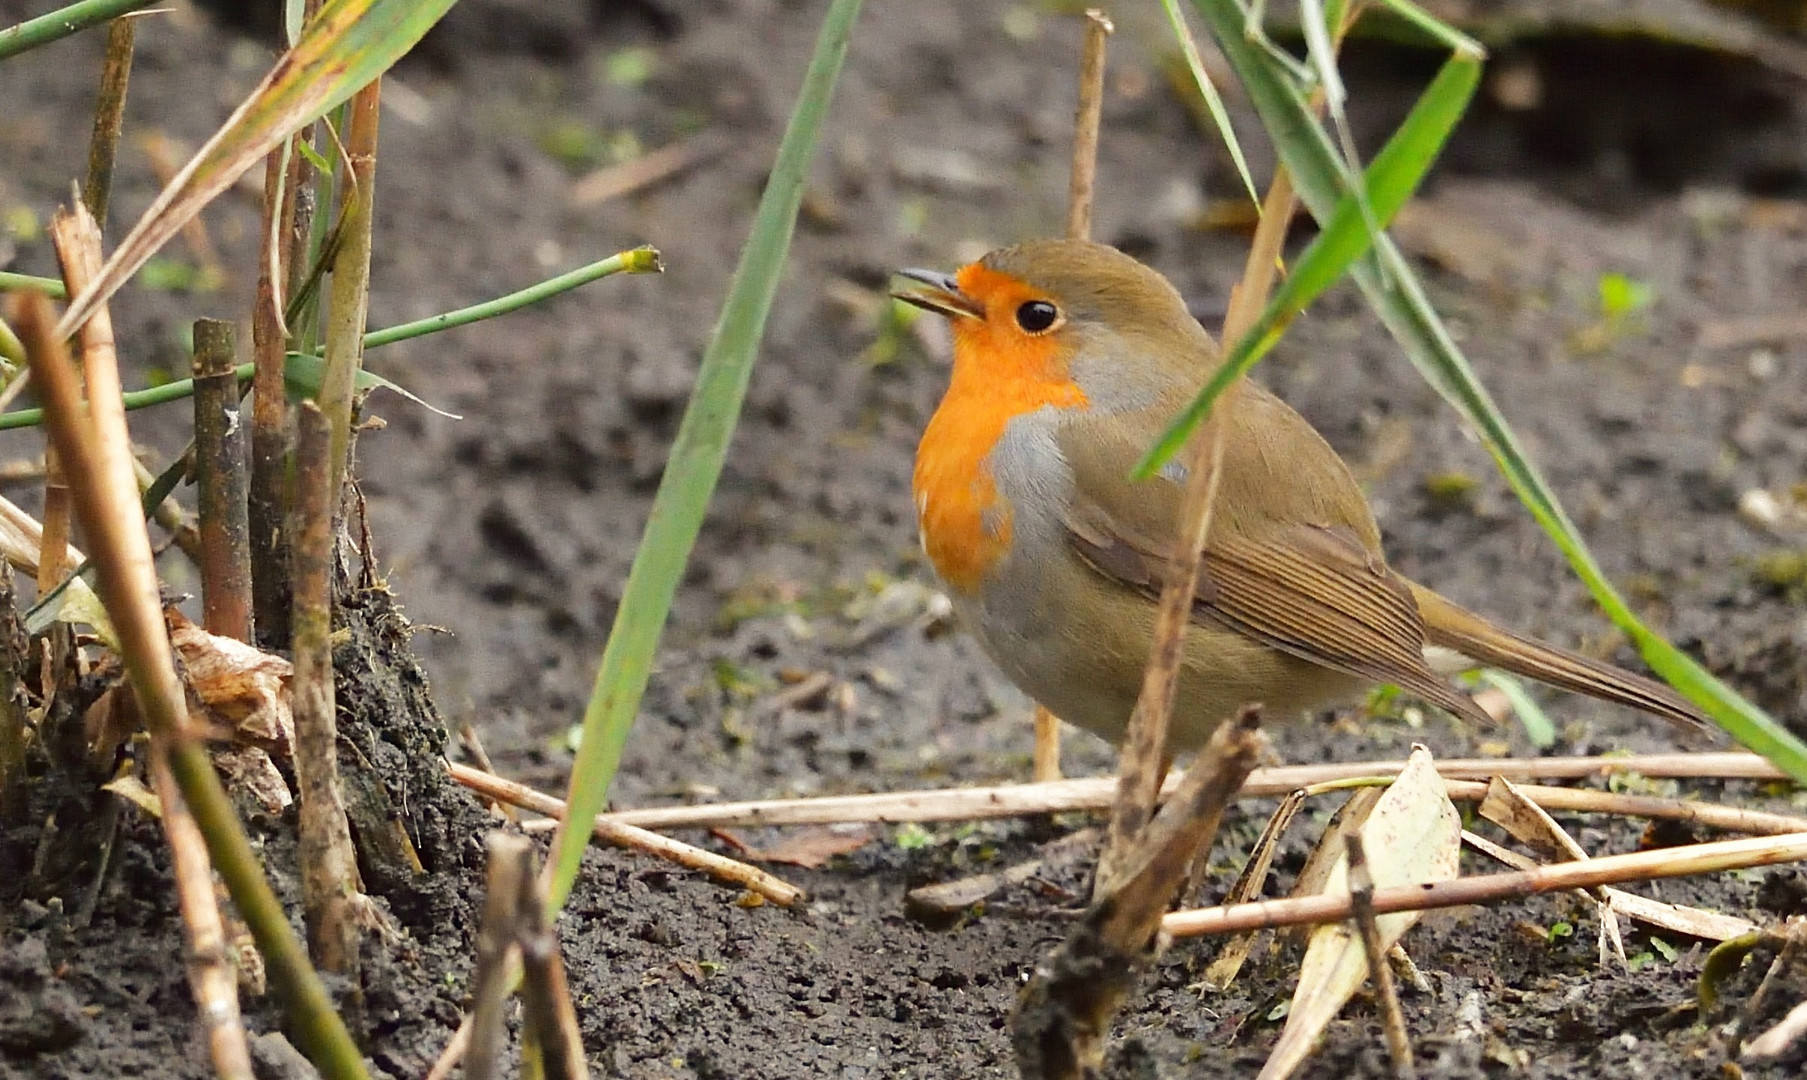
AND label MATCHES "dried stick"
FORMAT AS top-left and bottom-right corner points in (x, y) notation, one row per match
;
(250, 136), (301, 650)
(1064, 10), (1113, 242)
(597, 752), (1797, 831)
(82, 15), (136, 227)
(192, 318), (251, 640)
(16, 226), (366, 1076)
(291, 402), (362, 974)
(1013, 710), (1264, 1079)
(1163, 831), (1807, 938)
(515, 847), (589, 1080)
(467, 833), (530, 1080)
(150, 743), (255, 1080)
(1347, 833), (1414, 1079)
(447, 761), (805, 906)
